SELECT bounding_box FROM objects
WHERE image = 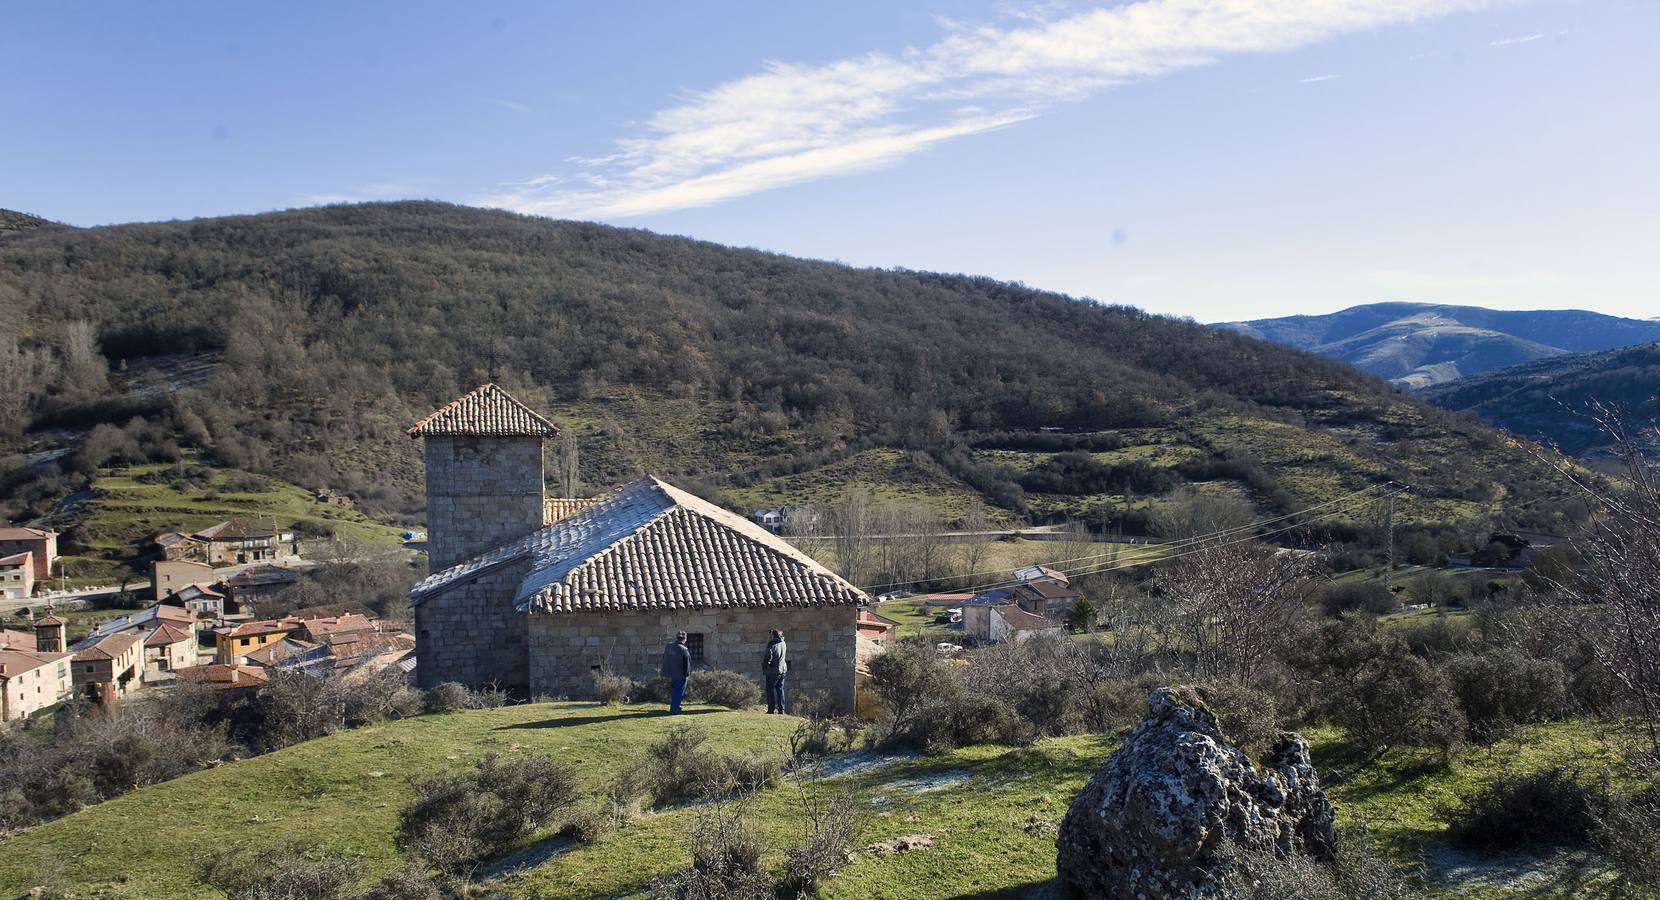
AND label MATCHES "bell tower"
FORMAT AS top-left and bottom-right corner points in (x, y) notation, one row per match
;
(408, 384), (559, 571)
